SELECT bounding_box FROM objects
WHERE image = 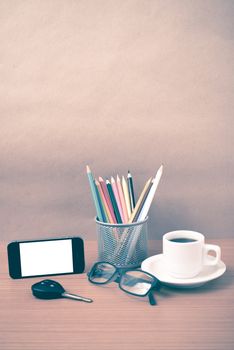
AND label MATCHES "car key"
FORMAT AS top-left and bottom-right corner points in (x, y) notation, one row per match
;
(31, 279), (93, 303)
